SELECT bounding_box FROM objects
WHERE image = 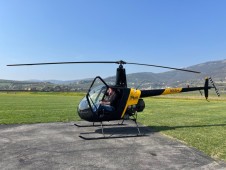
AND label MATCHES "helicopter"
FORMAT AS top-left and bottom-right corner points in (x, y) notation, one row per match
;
(7, 60), (220, 140)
